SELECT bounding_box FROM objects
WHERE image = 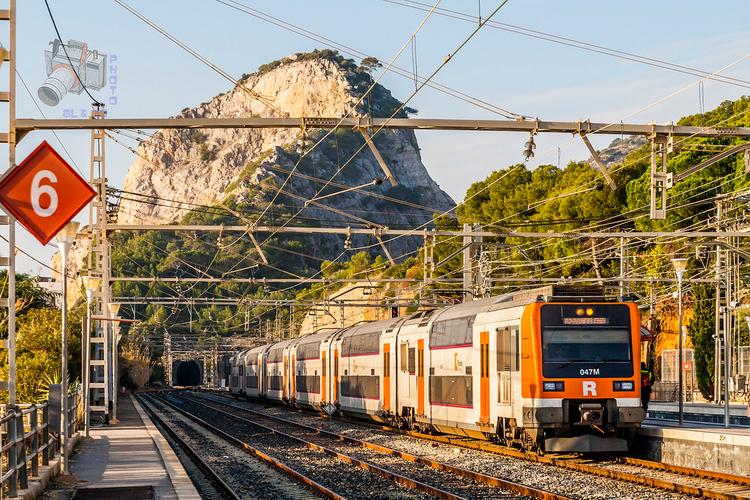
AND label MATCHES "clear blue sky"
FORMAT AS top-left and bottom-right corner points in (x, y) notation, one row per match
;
(5, 0), (750, 274)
